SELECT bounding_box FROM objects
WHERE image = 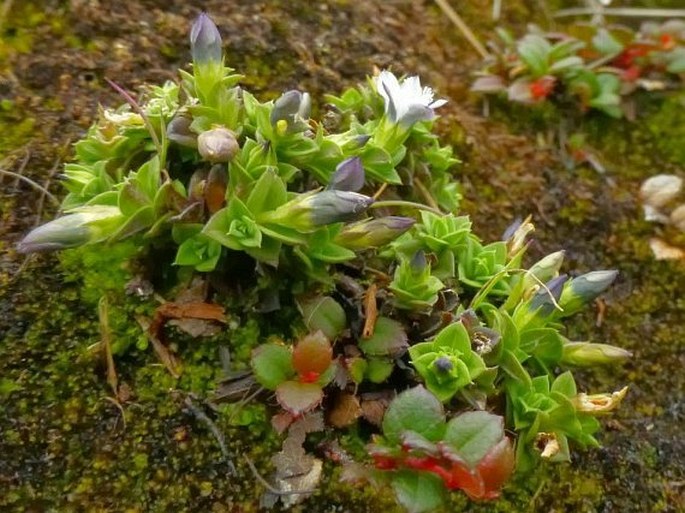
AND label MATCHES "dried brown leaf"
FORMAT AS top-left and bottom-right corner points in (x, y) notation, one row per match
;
(327, 392), (362, 428)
